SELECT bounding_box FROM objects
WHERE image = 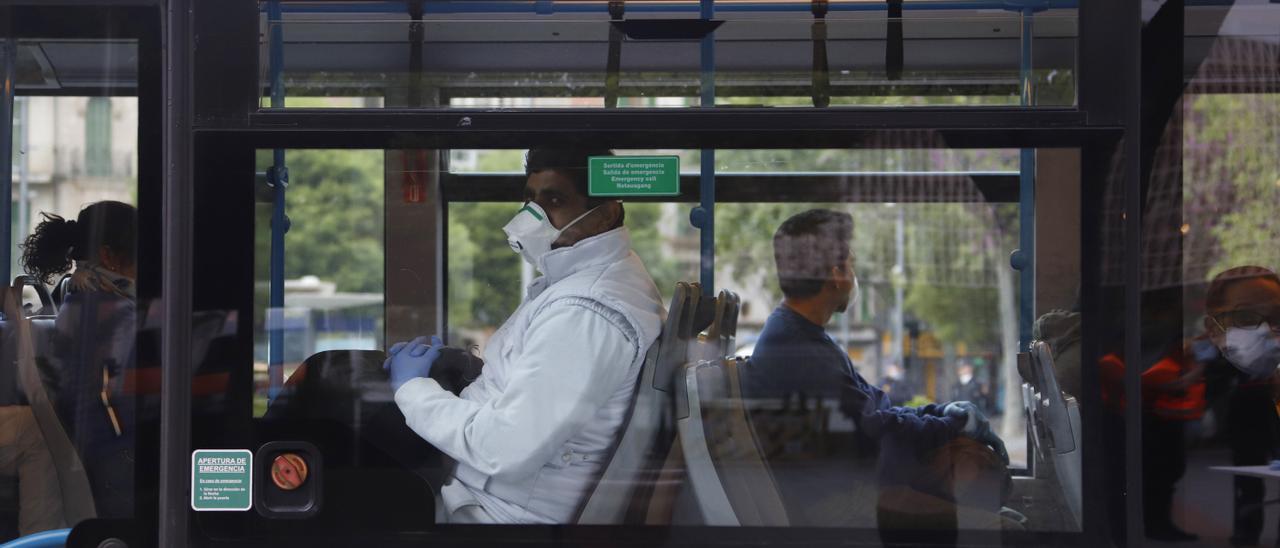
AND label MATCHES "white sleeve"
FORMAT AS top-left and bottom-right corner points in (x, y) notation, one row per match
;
(393, 301), (636, 480)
